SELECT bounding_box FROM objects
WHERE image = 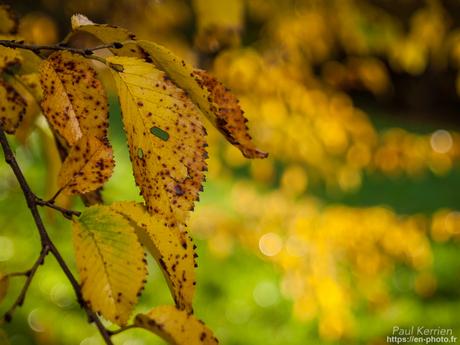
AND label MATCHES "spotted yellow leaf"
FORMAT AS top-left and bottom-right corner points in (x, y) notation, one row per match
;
(0, 273), (8, 305)
(18, 73), (43, 102)
(7, 73), (42, 142)
(192, 0), (243, 53)
(69, 14), (145, 58)
(72, 205), (148, 325)
(0, 78), (26, 134)
(135, 305), (218, 345)
(0, 5), (18, 35)
(111, 202), (197, 313)
(0, 46), (22, 72)
(107, 56), (207, 224)
(67, 16), (266, 158)
(138, 41), (267, 159)
(58, 135), (114, 195)
(40, 51), (108, 147)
